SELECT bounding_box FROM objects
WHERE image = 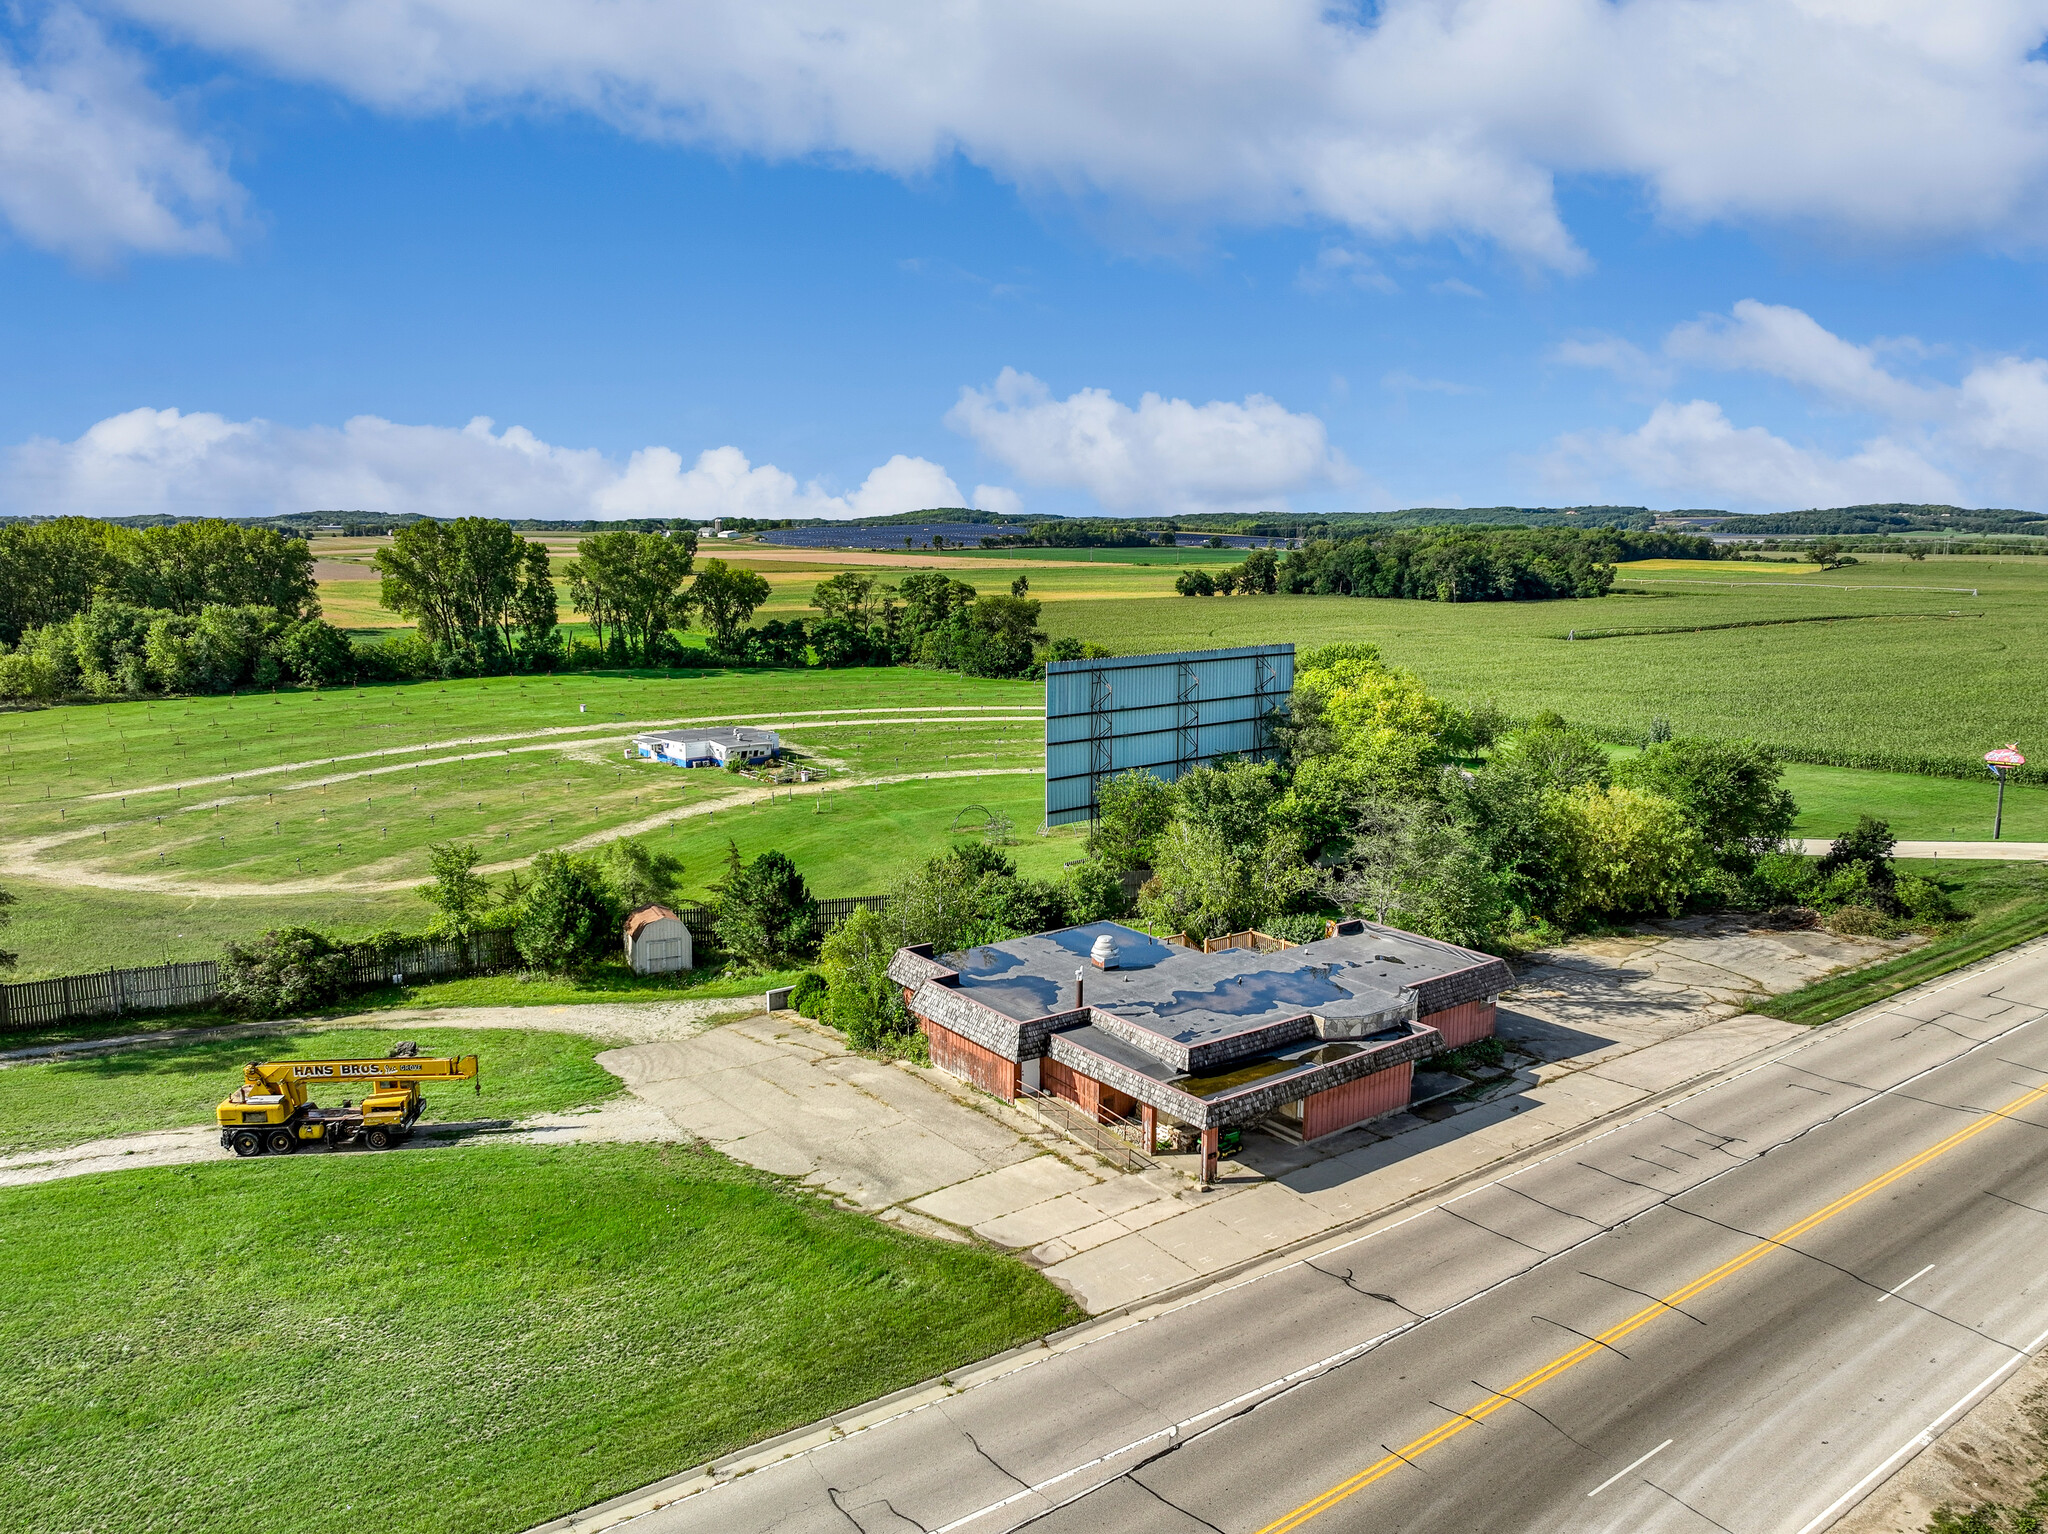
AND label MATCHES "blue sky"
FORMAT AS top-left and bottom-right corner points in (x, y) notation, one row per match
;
(5, 3), (2048, 521)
